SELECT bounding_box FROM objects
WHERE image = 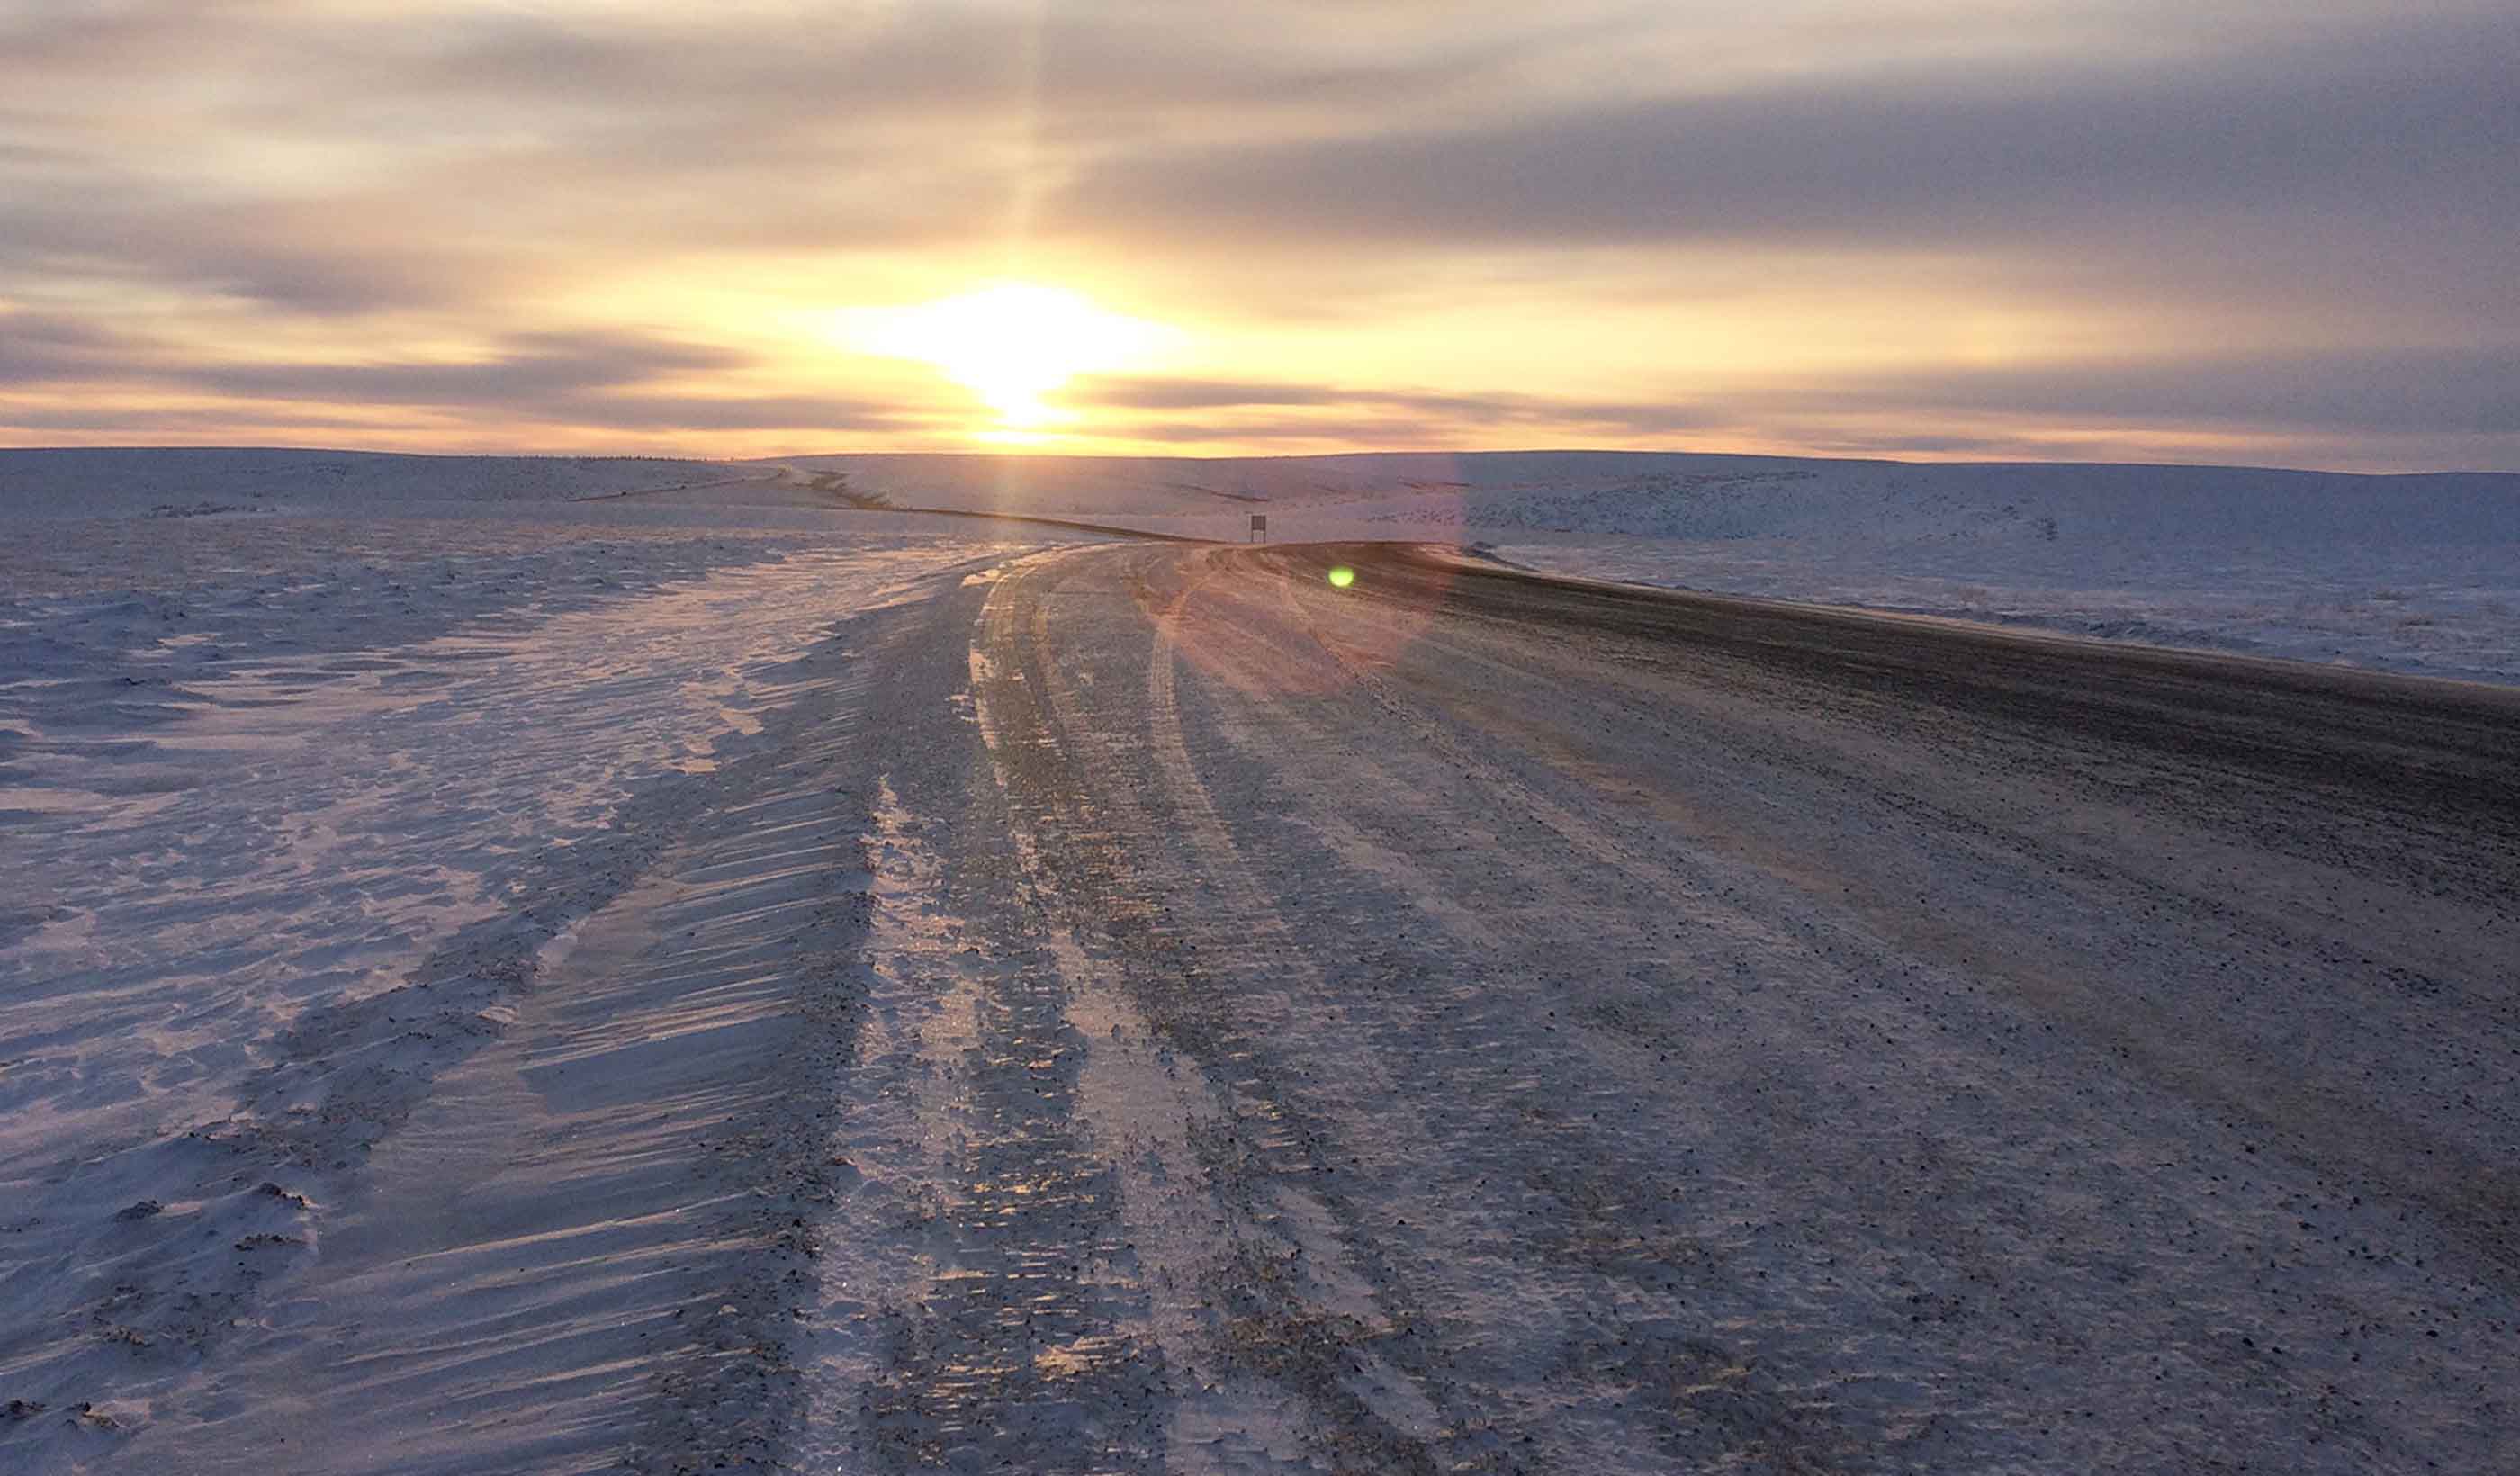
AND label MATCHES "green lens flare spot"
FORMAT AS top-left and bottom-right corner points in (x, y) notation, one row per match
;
(1328, 565), (1355, 589)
